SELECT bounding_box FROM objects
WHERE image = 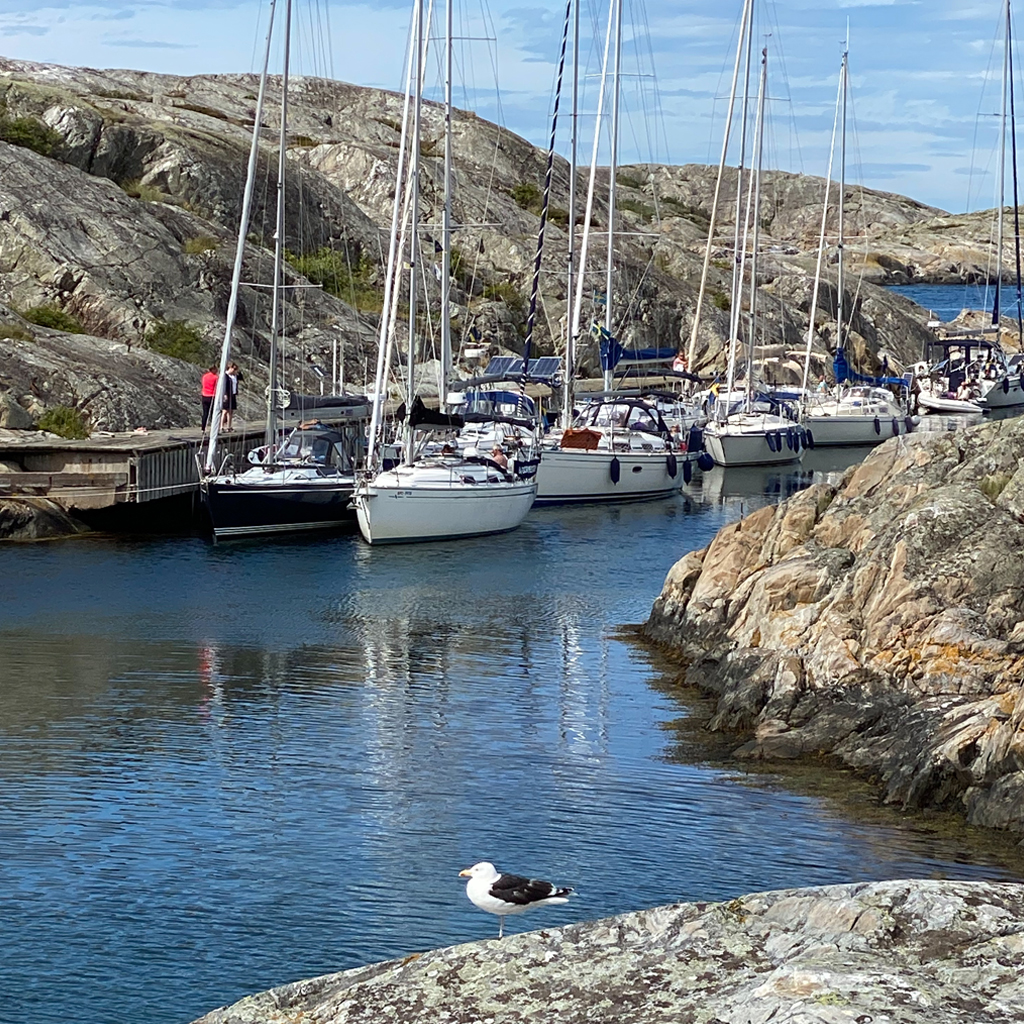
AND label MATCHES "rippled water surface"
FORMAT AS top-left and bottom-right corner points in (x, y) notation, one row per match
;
(2, 455), (1020, 1024)
(889, 282), (1008, 321)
